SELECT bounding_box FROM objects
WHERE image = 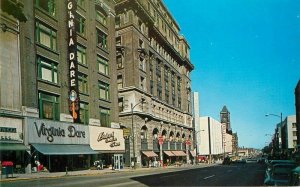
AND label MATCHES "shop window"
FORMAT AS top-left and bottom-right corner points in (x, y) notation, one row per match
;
(96, 29), (108, 50)
(97, 55), (109, 75)
(100, 108), (110, 127)
(39, 92), (59, 120)
(35, 21), (57, 51)
(96, 7), (107, 26)
(37, 56), (58, 84)
(78, 73), (88, 94)
(99, 81), (110, 100)
(80, 102), (89, 125)
(35, 0), (56, 17)
(75, 13), (85, 36)
(77, 44), (87, 65)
